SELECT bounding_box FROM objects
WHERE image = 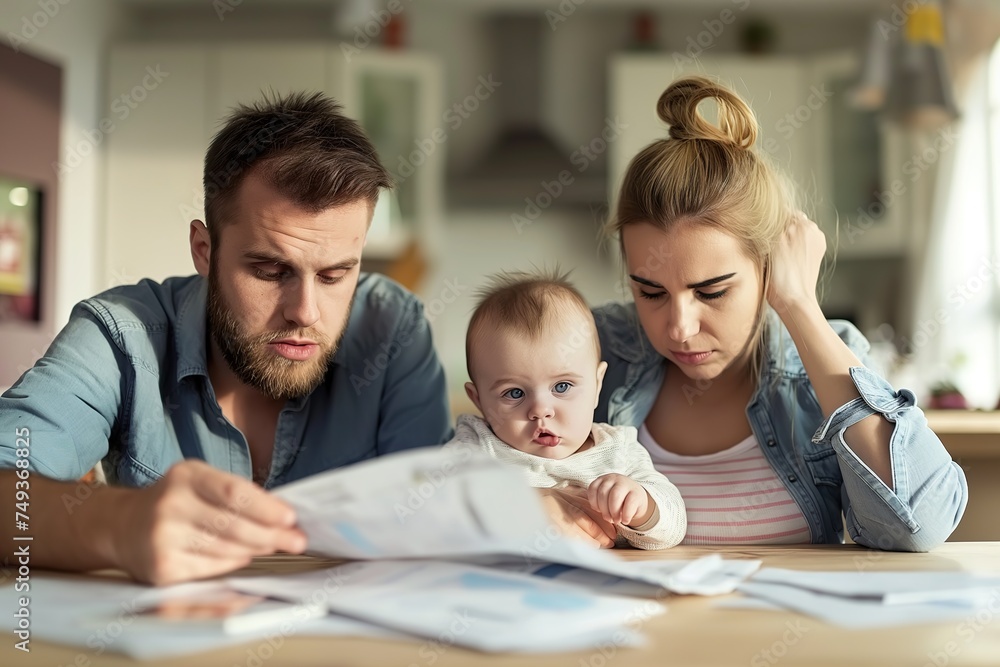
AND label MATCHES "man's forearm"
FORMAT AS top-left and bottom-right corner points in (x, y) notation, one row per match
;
(1, 469), (126, 573)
